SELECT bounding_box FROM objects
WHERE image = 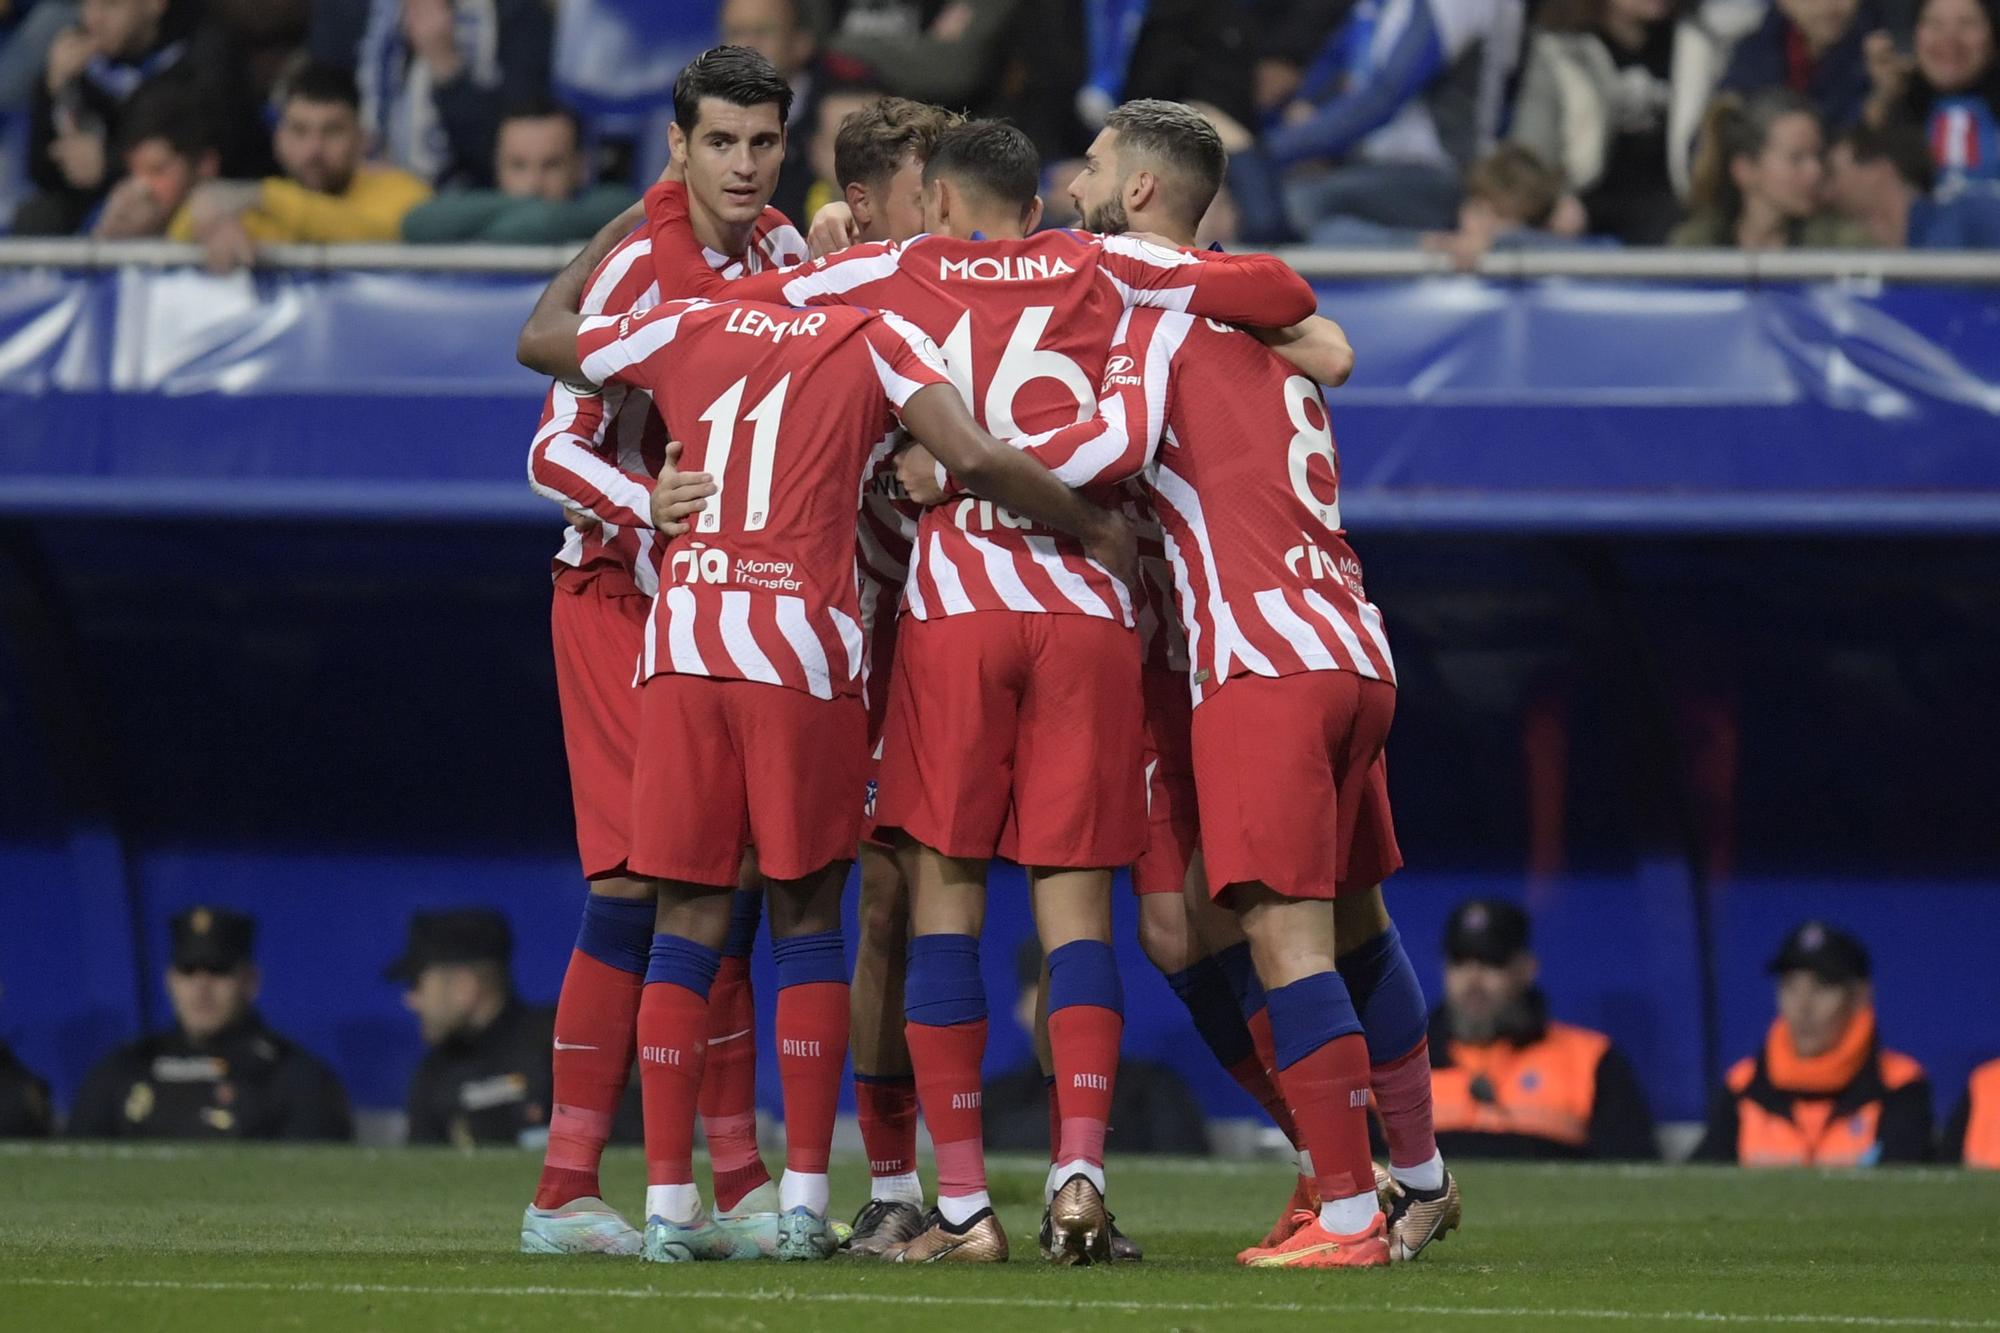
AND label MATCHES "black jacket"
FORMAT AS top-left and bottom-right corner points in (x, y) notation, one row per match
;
(406, 998), (556, 1146)
(68, 1012), (352, 1141)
